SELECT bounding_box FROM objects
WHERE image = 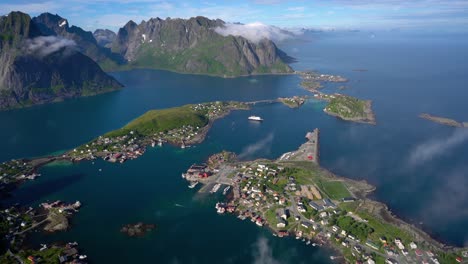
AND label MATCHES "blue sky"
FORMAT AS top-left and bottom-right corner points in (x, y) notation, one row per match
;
(1, 0), (468, 32)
